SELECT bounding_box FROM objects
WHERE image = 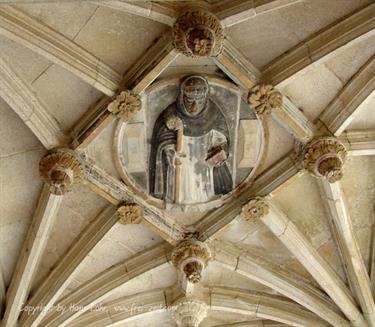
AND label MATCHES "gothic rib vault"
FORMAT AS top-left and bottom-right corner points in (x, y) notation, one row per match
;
(0, 1), (375, 326)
